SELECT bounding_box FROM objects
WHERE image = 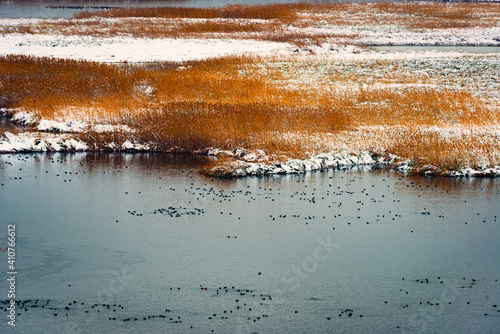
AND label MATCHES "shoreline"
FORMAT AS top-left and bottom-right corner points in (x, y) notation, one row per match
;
(1, 129), (500, 178)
